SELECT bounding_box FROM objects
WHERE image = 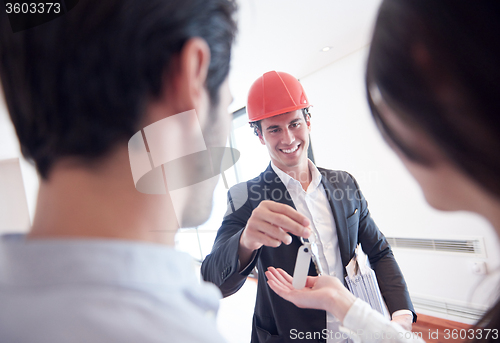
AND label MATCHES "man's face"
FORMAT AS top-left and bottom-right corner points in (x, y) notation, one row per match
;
(258, 110), (311, 173)
(206, 79), (233, 155)
(179, 78), (233, 227)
